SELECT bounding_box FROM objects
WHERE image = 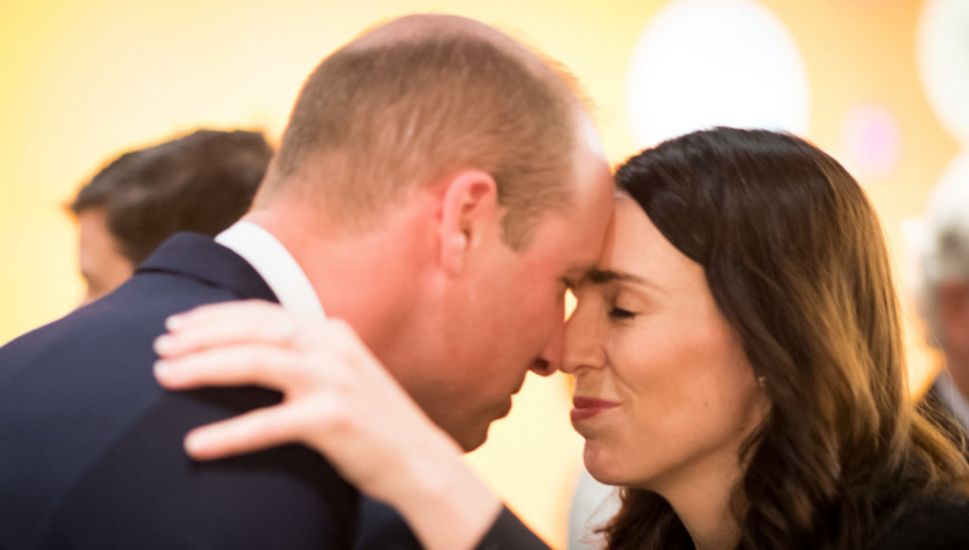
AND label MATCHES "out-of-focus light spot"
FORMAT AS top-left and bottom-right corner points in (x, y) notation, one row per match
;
(841, 104), (901, 182)
(919, 0), (969, 141)
(565, 289), (578, 321)
(627, 0), (810, 147)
